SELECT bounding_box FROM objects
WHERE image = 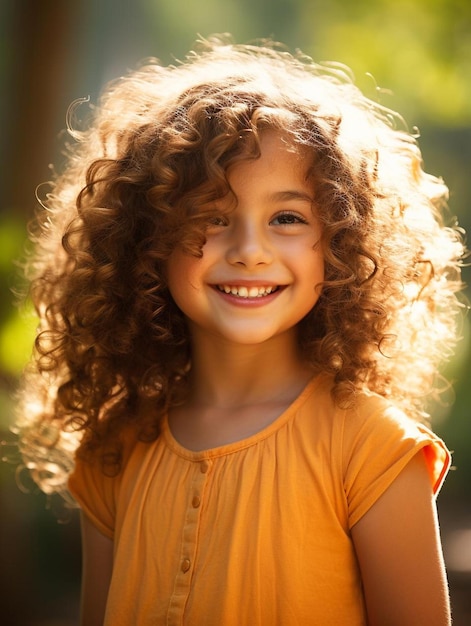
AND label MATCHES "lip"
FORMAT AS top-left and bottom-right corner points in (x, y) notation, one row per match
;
(210, 283), (286, 307)
(212, 280), (280, 288)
